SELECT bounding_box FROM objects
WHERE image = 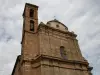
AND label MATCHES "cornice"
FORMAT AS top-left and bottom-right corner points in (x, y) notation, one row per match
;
(30, 54), (89, 66)
(38, 25), (77, 37)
